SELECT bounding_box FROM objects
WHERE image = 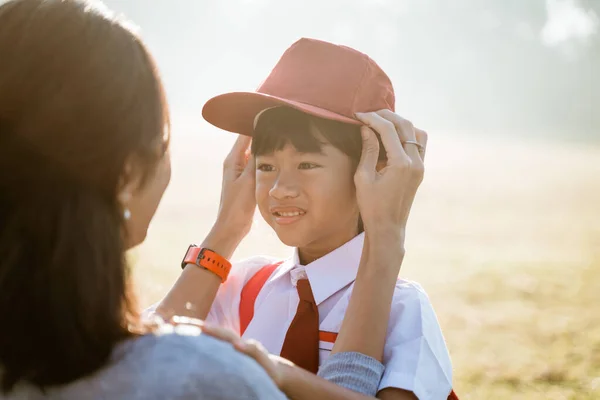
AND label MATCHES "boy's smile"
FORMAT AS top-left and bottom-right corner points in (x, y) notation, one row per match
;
(270, 205), (307, 225)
